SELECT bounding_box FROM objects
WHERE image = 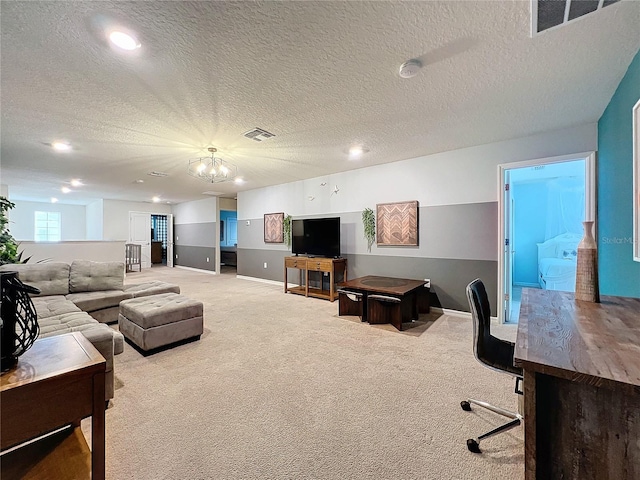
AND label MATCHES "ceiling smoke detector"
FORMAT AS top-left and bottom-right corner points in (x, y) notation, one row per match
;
(399, 59), (422, 79)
